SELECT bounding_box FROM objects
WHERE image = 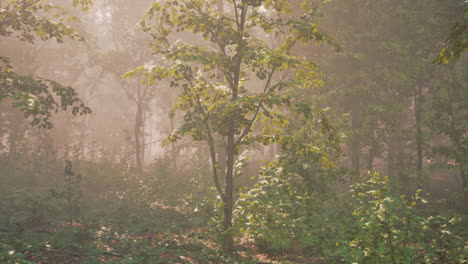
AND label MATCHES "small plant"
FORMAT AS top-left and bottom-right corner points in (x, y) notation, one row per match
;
(64, 160), (82, 224)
